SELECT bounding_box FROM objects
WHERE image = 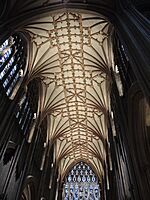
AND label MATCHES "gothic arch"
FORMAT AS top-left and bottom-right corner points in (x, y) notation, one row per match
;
(20, 176), (36, 200)
(63, 161), (101, 199)
(61, 158), (103, 184)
